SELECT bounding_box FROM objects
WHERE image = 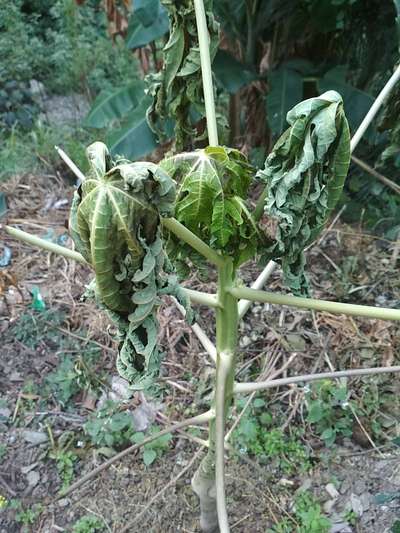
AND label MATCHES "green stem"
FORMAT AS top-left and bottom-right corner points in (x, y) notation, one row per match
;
(229, 286), (400, 322)
(162, 218), (225, 267)
(214, 260), (238, 532)
(4, 225), (88, 264)
(4, 225), (220, 309)
(193, 0), (219, 146)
